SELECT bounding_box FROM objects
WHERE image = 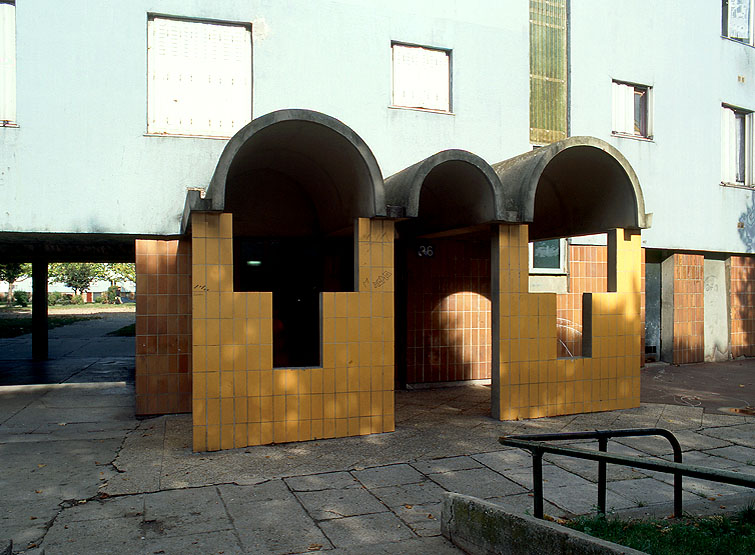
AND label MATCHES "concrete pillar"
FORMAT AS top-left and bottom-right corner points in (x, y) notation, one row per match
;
(32, 259), (48, 360)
